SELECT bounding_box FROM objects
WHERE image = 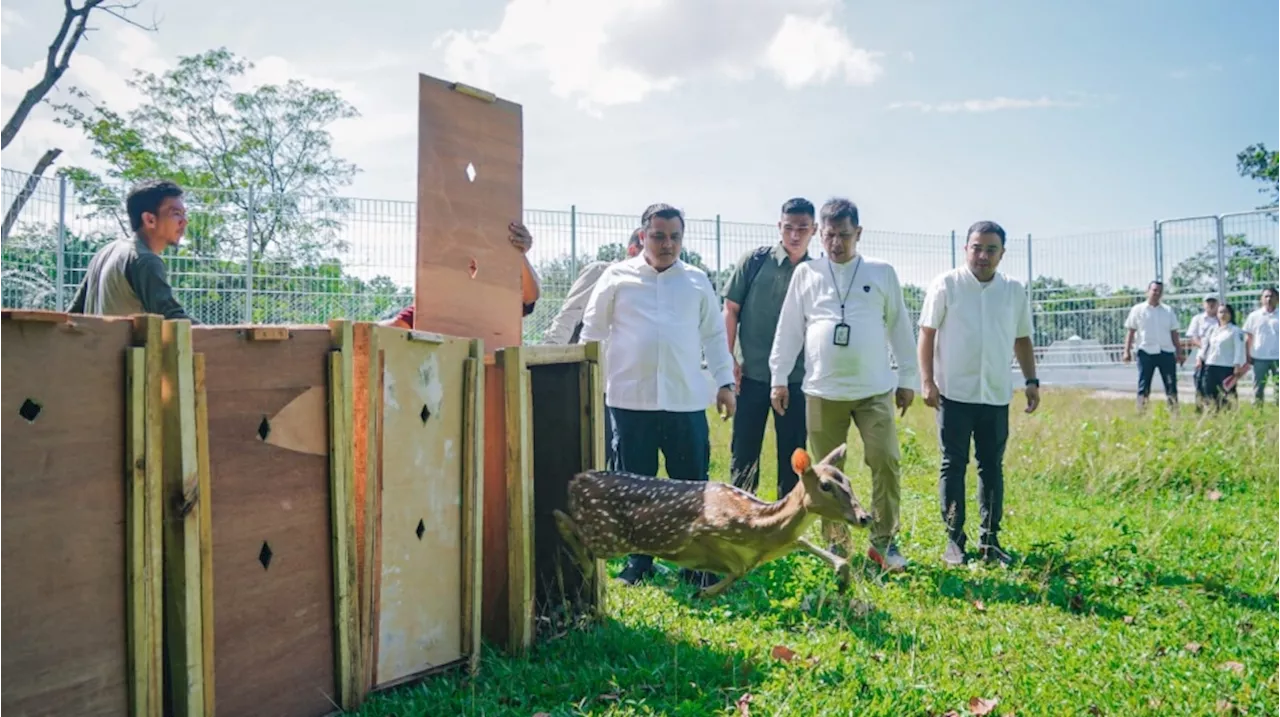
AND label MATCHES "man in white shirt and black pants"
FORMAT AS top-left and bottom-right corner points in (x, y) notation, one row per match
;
(579, 203), (737, 587)
(1243, 286), (1279, 405)
(769, 197), (918, 573)
(918, 221), (1040, 567)
(1122, 281), (1184, 412)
